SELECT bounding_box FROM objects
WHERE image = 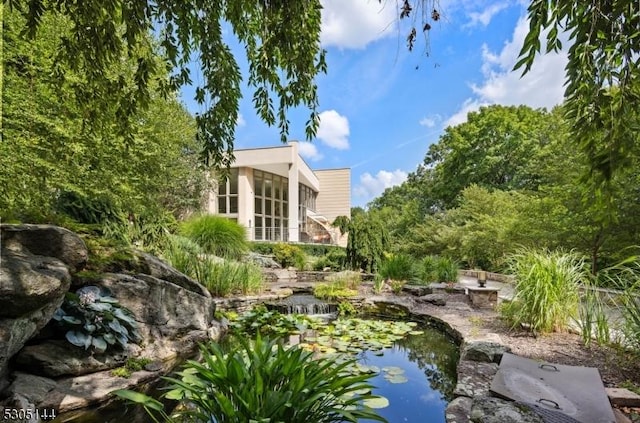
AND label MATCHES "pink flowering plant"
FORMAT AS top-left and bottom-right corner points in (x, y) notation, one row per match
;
(53, 285), (140, 353)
